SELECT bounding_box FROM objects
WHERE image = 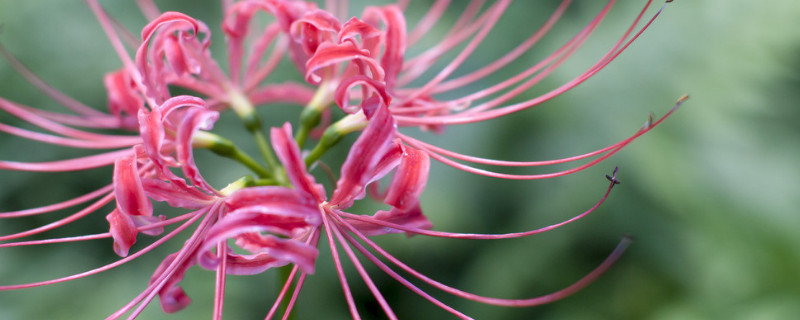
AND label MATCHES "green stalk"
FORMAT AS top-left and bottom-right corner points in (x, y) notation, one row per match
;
(295, 82), (335, 148)
(304, 112), (367, 167)
(228, 90), (283, 180)
(193, 131), (272, 179)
